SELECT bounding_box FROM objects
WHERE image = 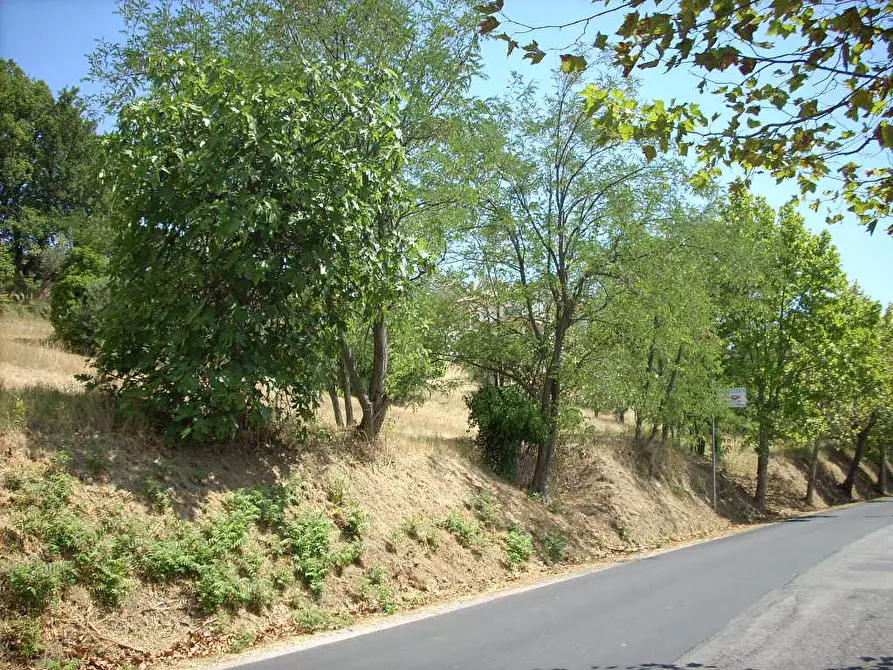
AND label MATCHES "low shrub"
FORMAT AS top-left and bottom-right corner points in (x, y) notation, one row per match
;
(439, 510), (480, 548)
(2, 560), (76, 612)
(538, 529), (568, 564)
(504, 527), (534, 570)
